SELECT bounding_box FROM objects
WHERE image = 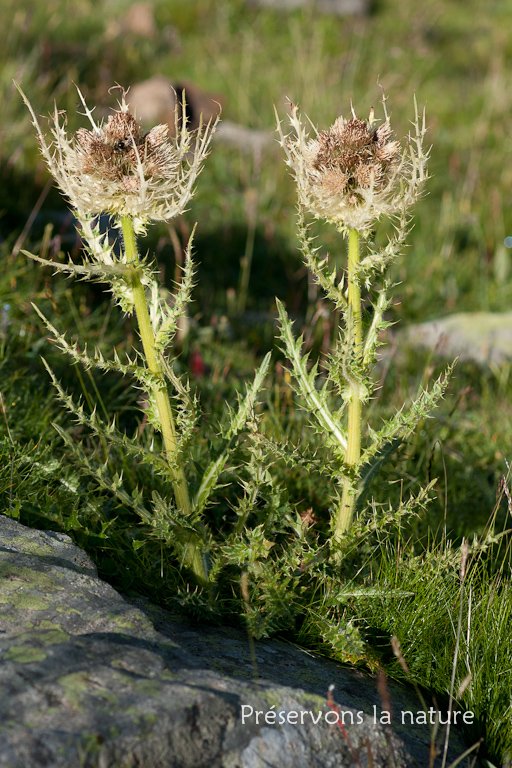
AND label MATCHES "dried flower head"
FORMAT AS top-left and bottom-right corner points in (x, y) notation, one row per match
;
(75, 113), (172, 192)
(21, 85), (217, 228)
(277, 95), (428, 235)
